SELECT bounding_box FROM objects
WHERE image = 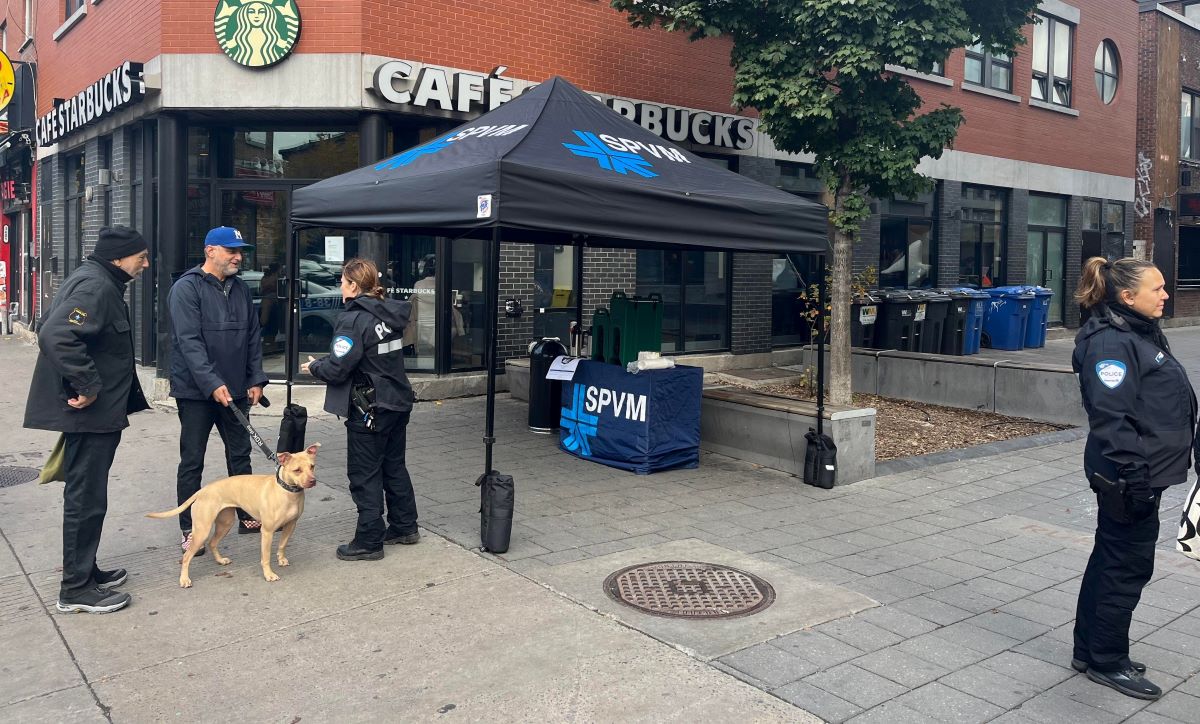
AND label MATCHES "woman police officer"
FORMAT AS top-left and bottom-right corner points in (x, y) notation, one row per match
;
(1071, 257), (1197, 700)
(302, 258), (420, 560)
